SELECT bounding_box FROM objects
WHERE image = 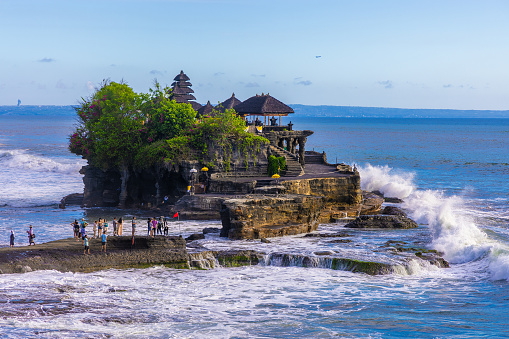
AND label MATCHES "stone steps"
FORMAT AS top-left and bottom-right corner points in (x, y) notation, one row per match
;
(255, 179), (274, 188)
(269, 146), (304, 177)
